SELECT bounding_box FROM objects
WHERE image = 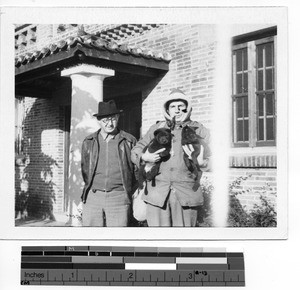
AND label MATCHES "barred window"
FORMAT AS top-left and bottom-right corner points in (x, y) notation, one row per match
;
(256, 42), (276, 143)
(232, 31), (276, 147)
